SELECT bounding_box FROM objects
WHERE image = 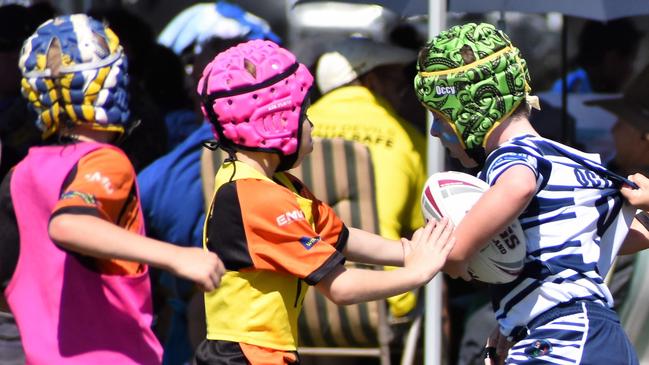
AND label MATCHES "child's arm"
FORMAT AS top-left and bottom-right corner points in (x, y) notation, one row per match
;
(315, 218), (454, 305)
(342, 227), (407, 266)
(619, 217), (649, 255)
(620, 173), (649, 254)
(49, 214), (225, 291)
(444, 165), (536, 279)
